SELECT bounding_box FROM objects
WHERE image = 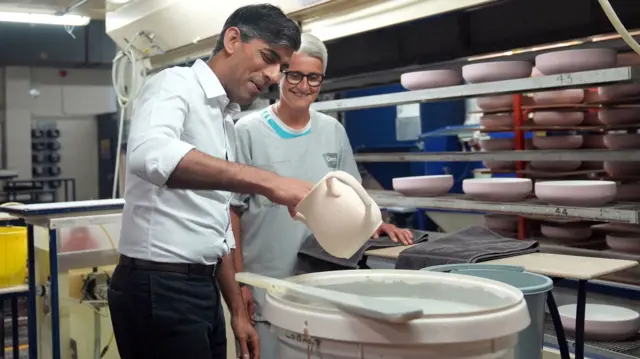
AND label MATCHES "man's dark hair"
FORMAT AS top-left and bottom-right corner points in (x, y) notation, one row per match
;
(213, 4), (301, 55)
